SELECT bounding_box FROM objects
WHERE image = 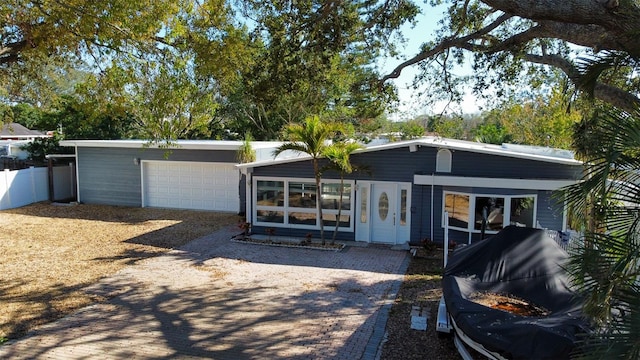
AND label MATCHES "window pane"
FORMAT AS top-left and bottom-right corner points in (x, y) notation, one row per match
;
(321, 183), (351, 210)
(289, 211), (317, 226)
(289, 182), (316, 208)
(400, 189), (407, 225)
(510, 197), (535, 227)
(257, 180), (284, 207)
(257, 210), (284, 223)
(474, 197), (505, 230)
(360, 187), (368, 223)
(445, 193), (469, 229)
(324, 214), (351, 228)
(378, 192), (389, 220)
